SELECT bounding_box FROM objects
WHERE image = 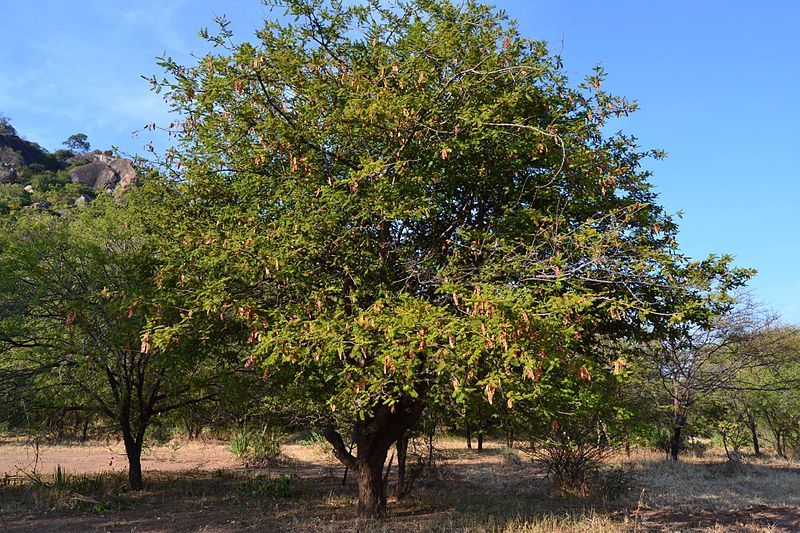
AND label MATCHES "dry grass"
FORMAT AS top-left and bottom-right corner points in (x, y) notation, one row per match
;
(1, 436), (799, 531)
(631, 451), (800, 512)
